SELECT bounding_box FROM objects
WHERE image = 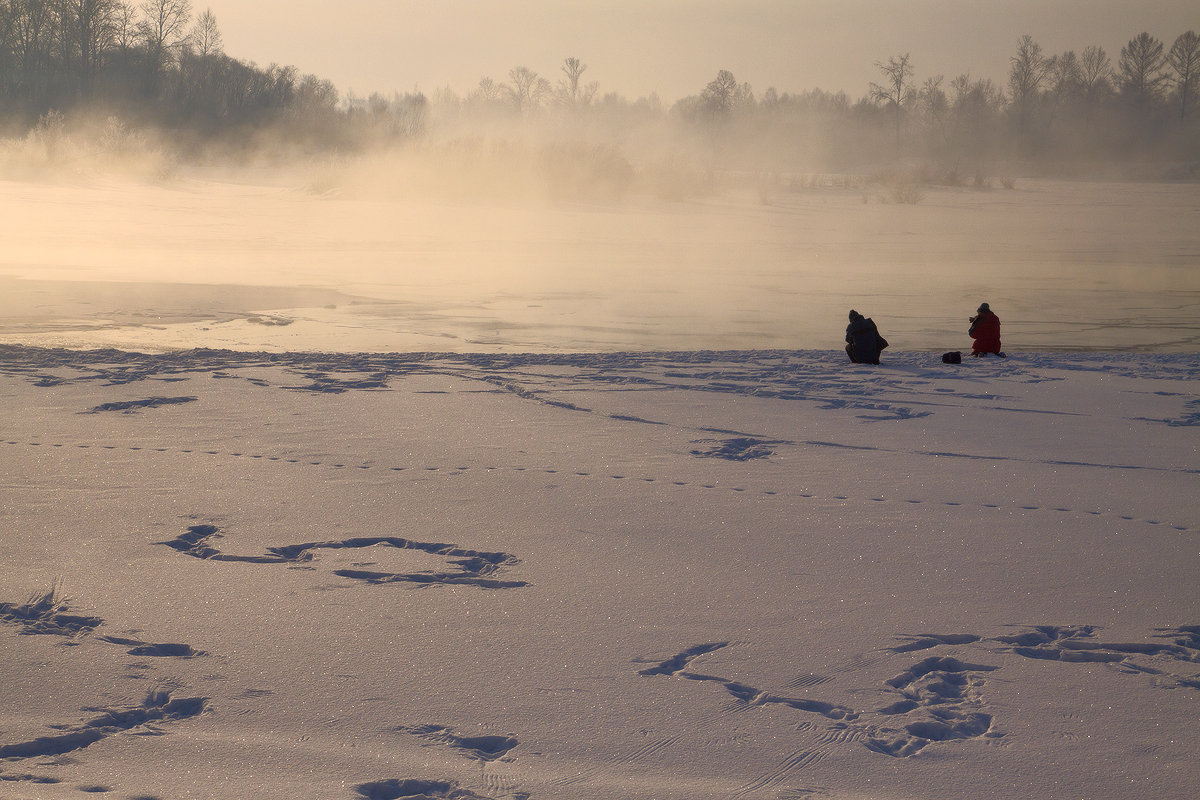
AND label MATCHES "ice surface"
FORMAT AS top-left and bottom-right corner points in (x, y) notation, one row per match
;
(2, 174), (1198, 354)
